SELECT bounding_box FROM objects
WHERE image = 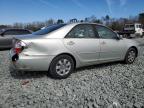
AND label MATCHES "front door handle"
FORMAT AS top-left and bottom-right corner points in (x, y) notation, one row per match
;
(67, 41), (75, 45)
